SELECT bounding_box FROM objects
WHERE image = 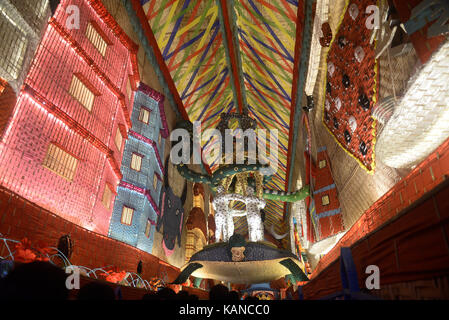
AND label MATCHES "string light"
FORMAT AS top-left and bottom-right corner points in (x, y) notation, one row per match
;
(212, 186), (266, 242)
